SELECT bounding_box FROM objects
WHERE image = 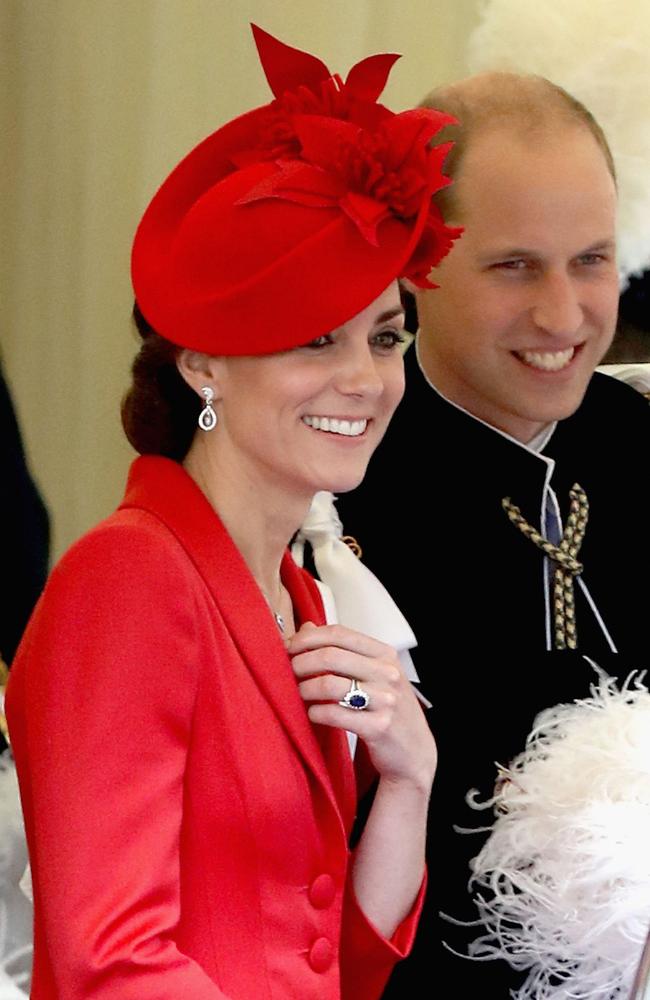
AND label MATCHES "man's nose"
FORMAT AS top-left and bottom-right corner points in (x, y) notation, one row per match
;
(530, 271), (583, 337)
